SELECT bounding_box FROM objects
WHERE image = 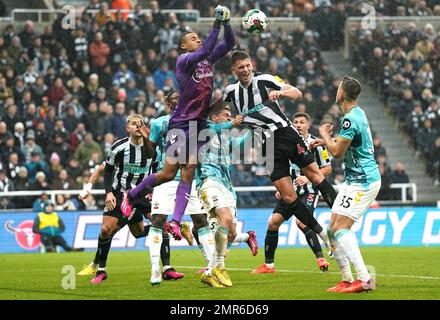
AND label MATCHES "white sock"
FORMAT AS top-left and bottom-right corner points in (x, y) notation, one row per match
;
(162, 265), (171, 272)
(214, 225), (229, 269)
(147, 227), (163, 268)
(335, 229), (370, 282)
(198, 244), (208, 263)
(233, 232), (249, 243)
(90, 262), (98, 269)
(265, 263), (274, 268)
(331, 236), (354, 283)
(98, 267), (106, 271)
(198, 226), (215, 271)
